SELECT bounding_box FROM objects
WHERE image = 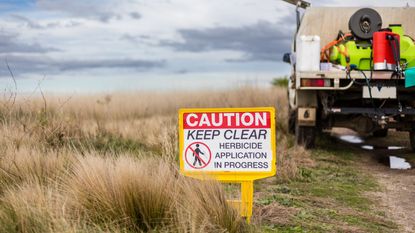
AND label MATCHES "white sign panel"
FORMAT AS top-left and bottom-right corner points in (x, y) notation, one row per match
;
(179, 108), (276, 176)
